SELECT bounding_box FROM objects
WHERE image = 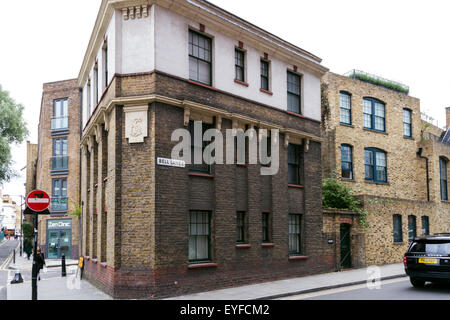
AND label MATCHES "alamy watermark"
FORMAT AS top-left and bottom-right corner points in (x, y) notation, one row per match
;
(366, 265), (381, 290)
(171, 121), (280, 176)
